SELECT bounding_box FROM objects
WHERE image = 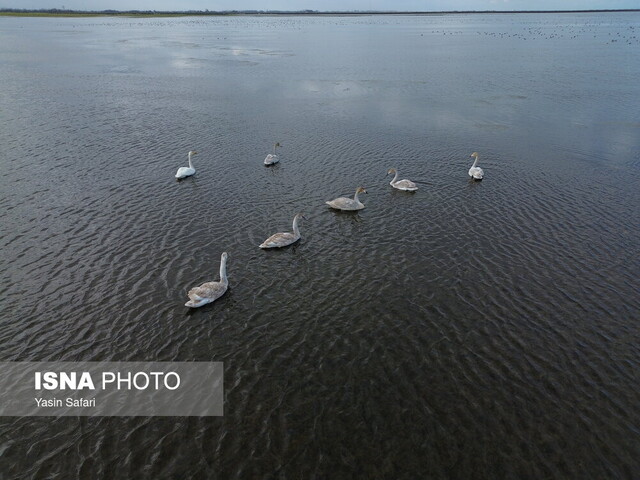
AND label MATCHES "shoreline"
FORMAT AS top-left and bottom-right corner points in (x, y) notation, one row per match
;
(1, 9), (639, 18)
